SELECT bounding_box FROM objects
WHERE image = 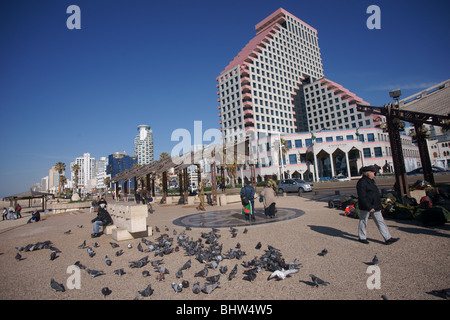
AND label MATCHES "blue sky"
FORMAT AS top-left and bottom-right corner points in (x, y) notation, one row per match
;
(0, 0), (449, 197)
